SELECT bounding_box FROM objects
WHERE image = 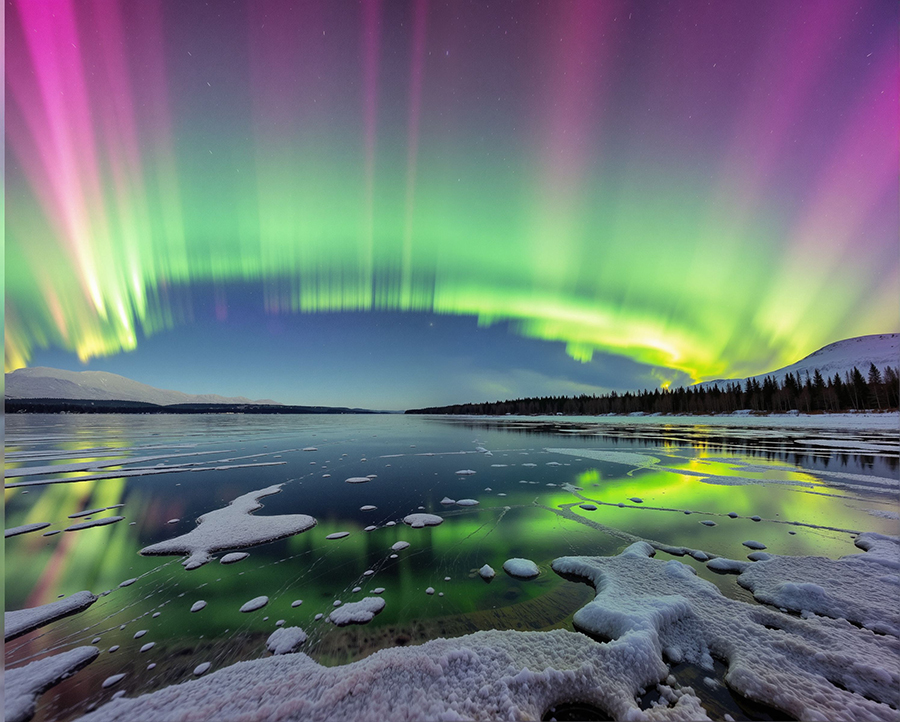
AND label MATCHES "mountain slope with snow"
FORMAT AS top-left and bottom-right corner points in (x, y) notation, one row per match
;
(4, 367), (281, 406)
(697, 334), (899, 390)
